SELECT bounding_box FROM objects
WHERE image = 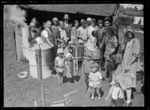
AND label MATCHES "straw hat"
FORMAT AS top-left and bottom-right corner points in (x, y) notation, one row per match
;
(87, 17), (92, 21)
(57, 48), (64, 55)
(64, 14), (69, 19)
(52, 17), (58, 21)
